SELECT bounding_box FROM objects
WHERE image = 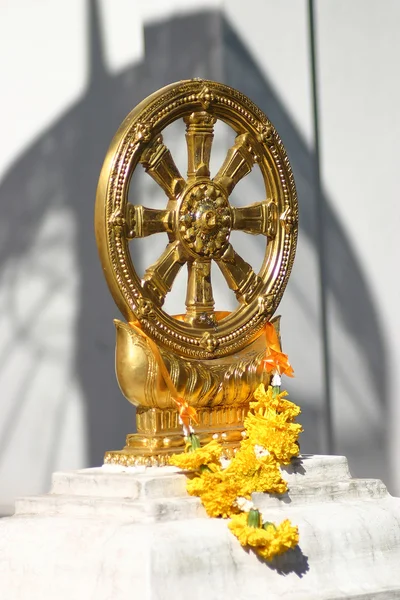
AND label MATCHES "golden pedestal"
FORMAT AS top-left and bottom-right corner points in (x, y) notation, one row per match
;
(105, 406), (249, 467)
(95, 80), (298, 464)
